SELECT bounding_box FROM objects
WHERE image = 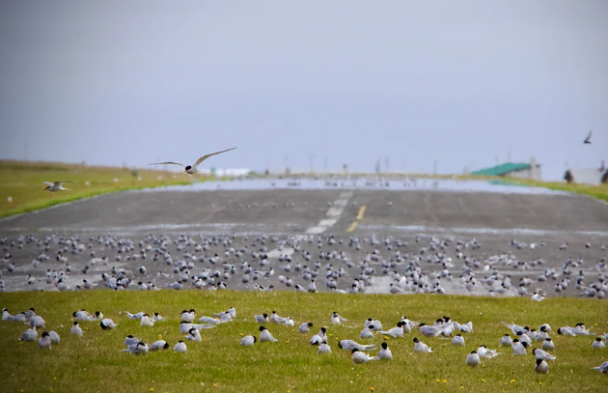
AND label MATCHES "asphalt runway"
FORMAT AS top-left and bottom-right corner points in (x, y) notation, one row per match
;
(1, 180), (607, 296)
